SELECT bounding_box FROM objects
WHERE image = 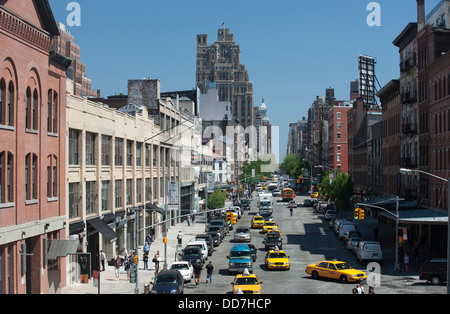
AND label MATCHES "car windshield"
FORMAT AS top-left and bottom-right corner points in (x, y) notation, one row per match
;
(171, 264), (189, 270)
(183, 248), (200, 257)
(155, 274), (178, 285)
(235, 277), (259, 285)
(265, 222), (276, 226)
(236, 228), (248, 233)
(210, 221), (223, 226)
(230, 250), (251, 258)
(335, 263), (352, 270)
(269, 252), (287, 258)
(260, 201), (271, 206)
(207, 226), (220, 231)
